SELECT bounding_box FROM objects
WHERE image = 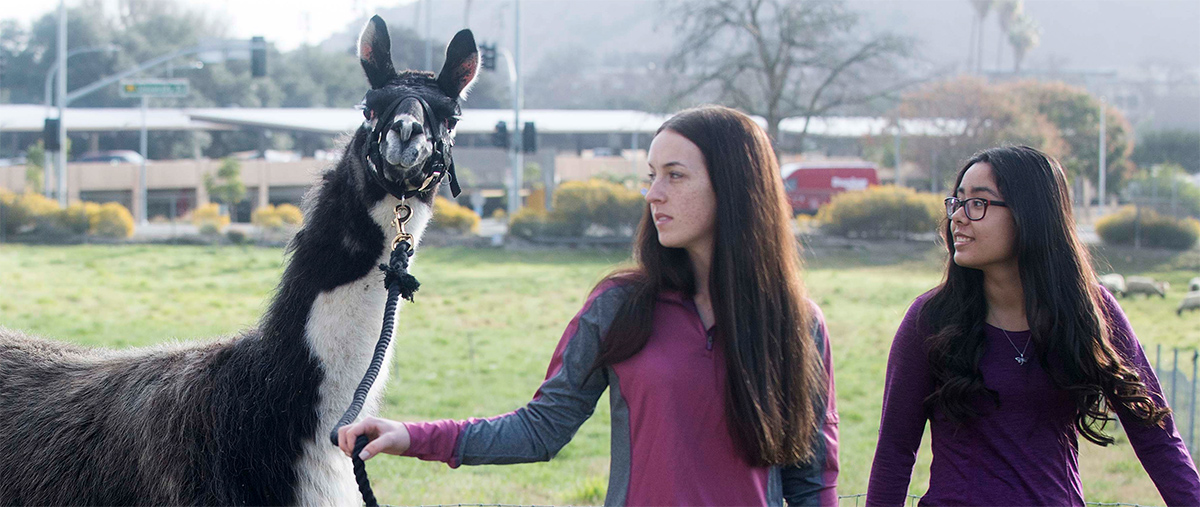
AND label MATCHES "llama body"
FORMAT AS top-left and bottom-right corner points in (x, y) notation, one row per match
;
(0, 17), (475, 505)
